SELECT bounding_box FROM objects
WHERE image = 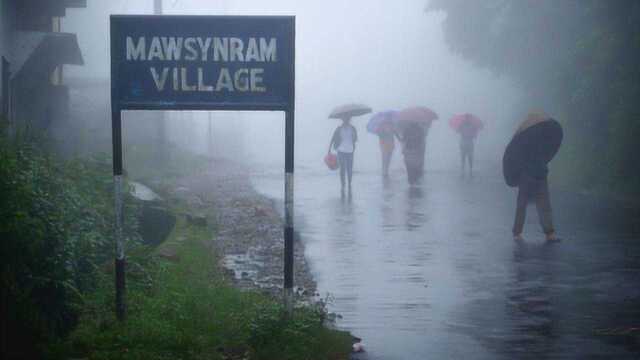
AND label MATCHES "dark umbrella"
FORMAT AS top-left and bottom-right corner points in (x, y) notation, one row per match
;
(503, 113), (563, 187)
(329, 103), (372, 119)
